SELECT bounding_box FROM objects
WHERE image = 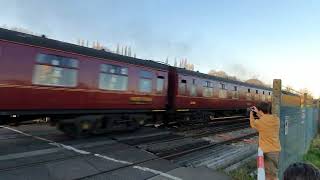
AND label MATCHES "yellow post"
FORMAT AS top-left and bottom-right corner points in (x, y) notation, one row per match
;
(272, 79), (282, 116)
(303, 93), (308, 107)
